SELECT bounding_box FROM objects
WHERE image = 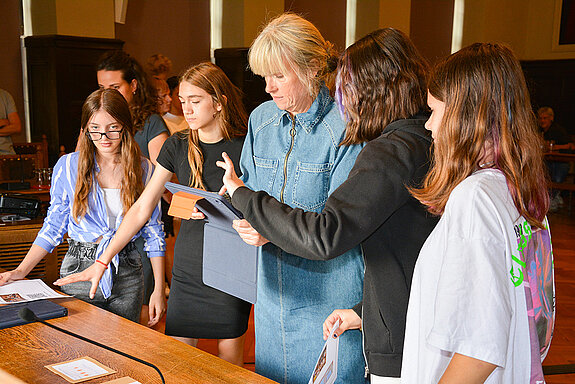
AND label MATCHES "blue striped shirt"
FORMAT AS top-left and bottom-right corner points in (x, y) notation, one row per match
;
(34, 152), (165, 297)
